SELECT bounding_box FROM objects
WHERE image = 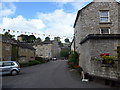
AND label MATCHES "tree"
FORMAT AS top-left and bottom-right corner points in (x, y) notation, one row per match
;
(65, 38), (70, 43)
(19, 34), (36, 43)
(54, 37), (60, 42)
(37, 37), (41, 41)
(60, 48), (71, 59)
(19, 34), (29, 42)
(29, 35), (36, 42)
(3, 32), (15, 39)
(45, 37), (50, 41)
(34, 37), (42, 43)
(58, 41), (64, 47)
